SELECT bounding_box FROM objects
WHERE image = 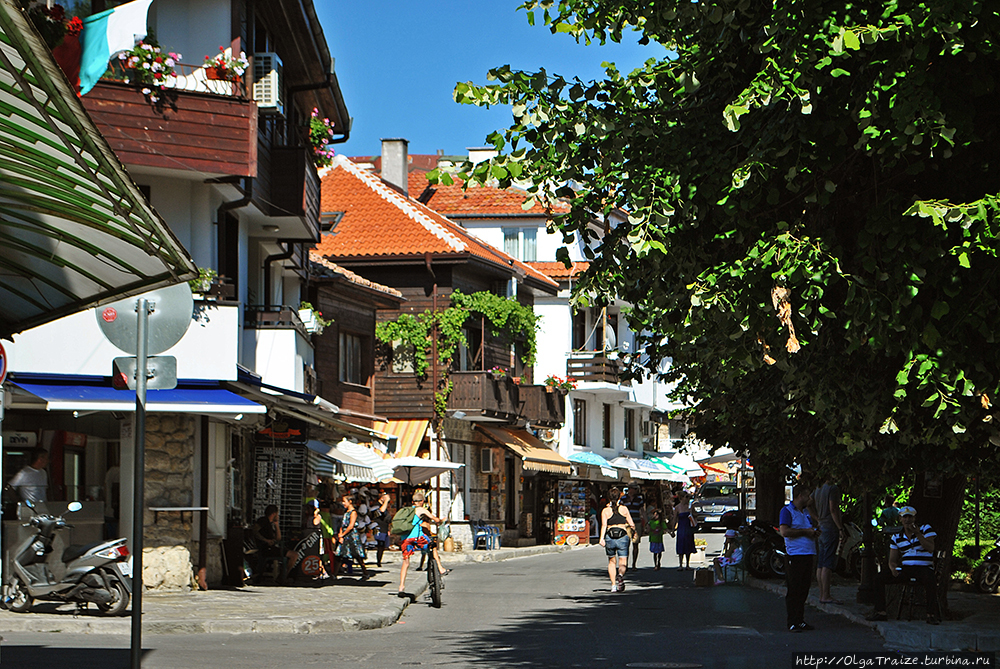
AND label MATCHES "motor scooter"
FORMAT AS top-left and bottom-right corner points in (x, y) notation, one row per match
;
(720, 511), (786, 578)
(973, 535), (1000, 593)
(1, 501), (132, 615)
(836, 521), (864, 579)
